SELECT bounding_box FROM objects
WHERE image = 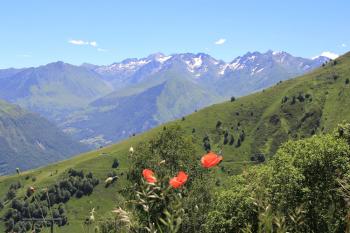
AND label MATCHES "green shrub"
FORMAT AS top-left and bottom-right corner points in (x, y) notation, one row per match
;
(205, 124), (350, 232)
